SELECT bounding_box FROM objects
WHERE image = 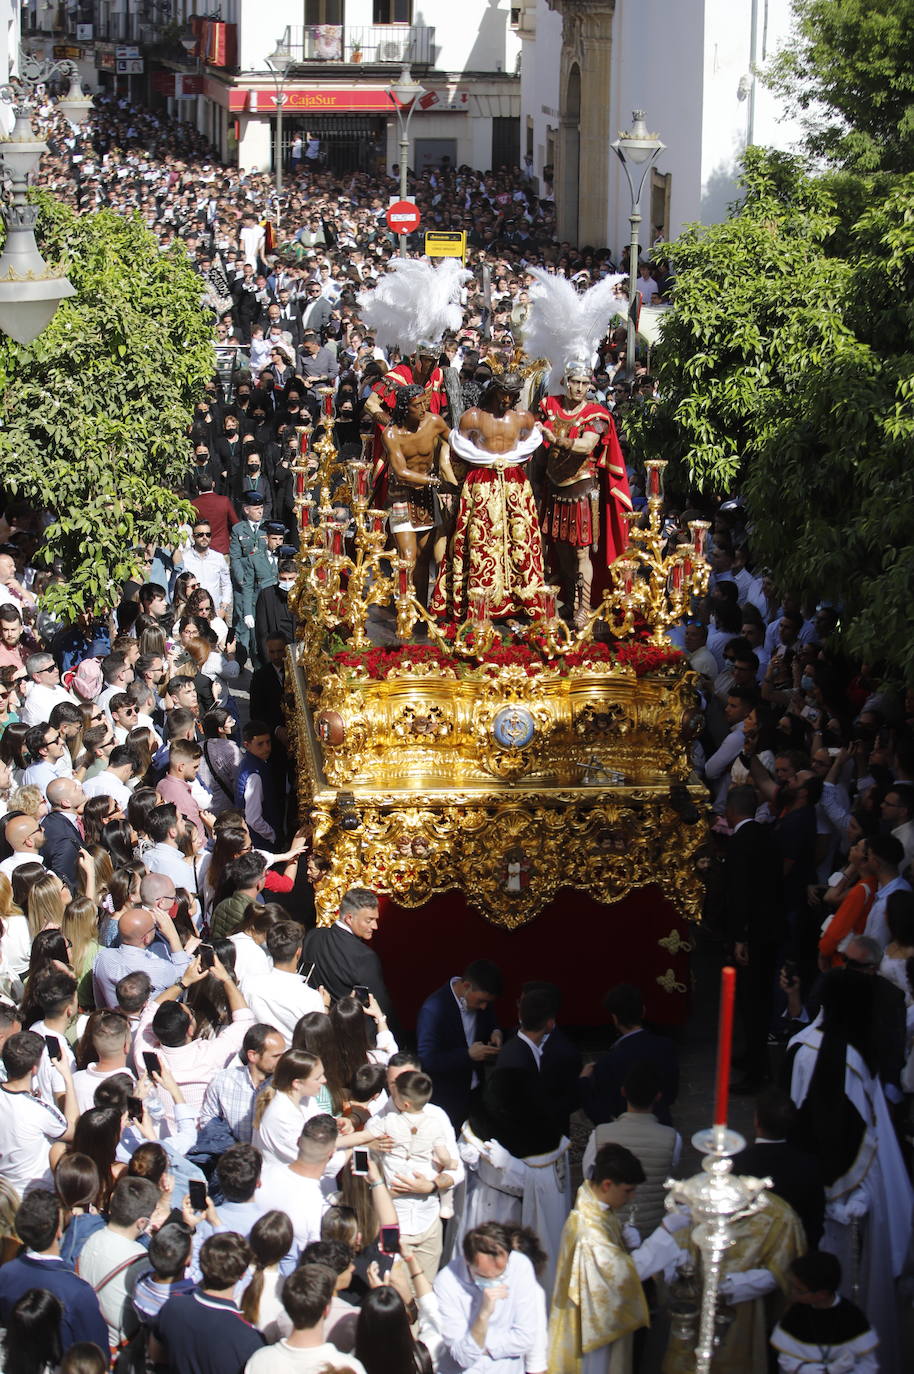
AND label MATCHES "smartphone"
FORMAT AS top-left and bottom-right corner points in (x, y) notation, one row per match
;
(352, 1148), (370, 1177)
(142, 1052), (161, 1076)
(380, 1224), (401, 1255)
(188, 1179), (207, 1212)
(127, 1095), (144, 1123)
(44, 1035), (61, 1062)
(198, 944), (215, 971)
(353, 985), (370, 1007)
